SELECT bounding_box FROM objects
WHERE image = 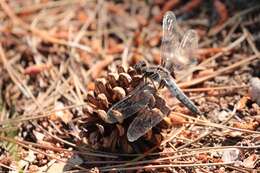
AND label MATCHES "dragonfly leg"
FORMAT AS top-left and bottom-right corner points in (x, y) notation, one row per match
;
(142, 73), (157, 90)
(147, 76), (157, 91)
(142, 75), (156, 91)
(158, 80), (166, 89)
(143, 74), (147, 84)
